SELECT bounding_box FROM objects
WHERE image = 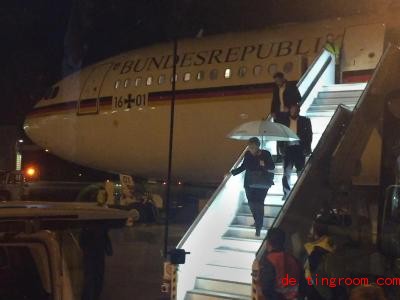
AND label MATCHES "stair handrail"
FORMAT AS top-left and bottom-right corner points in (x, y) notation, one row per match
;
(297, 49), (335, 114)
(174, 145), (249, 300)
(297, 49), (331, 93)
(176, 147), (248, 248)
